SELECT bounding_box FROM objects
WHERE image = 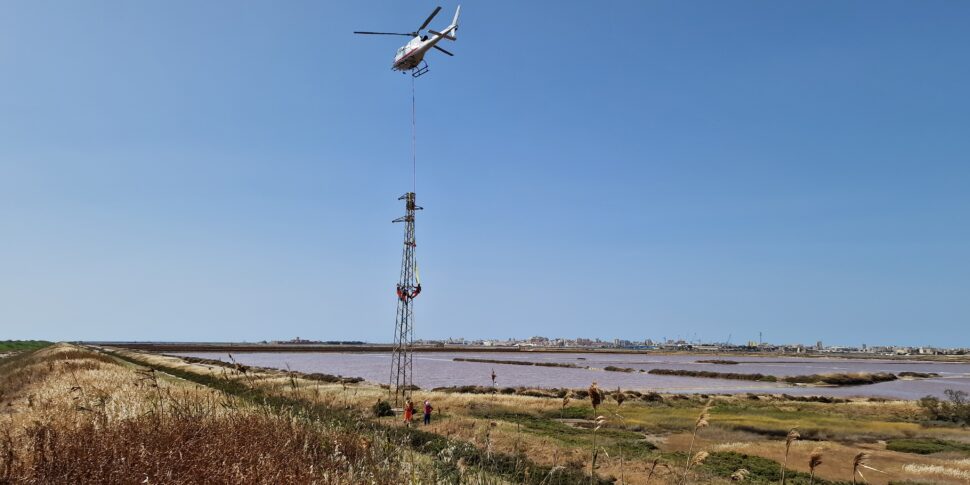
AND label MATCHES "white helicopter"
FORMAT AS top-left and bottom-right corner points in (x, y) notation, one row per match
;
(354, 6), (460, 77)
